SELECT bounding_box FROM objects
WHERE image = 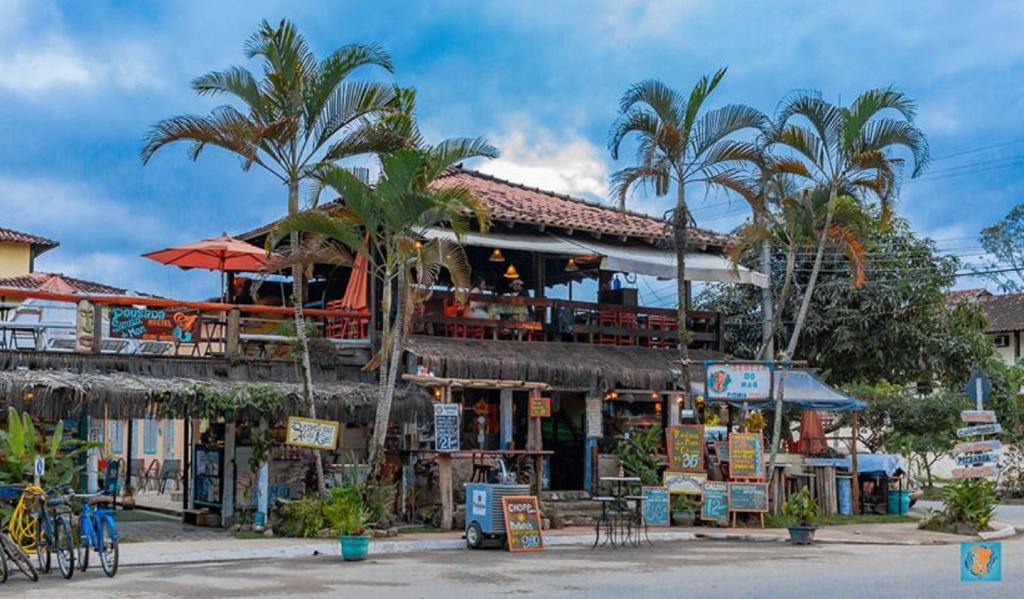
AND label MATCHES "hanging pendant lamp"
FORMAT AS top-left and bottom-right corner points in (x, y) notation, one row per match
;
(503, 264), (520, 279)
(564, 257), (579, 272)
(489, 248), (505, 262)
